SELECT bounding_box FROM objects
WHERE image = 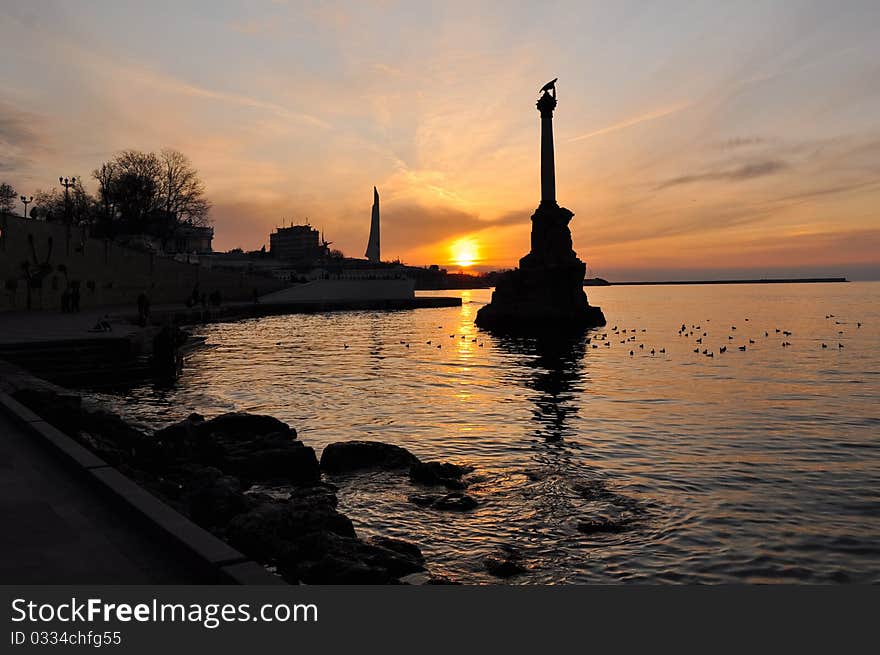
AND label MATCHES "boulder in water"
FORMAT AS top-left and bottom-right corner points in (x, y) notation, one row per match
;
(409, 460), (473, 489)
(483, 545), (526, 578)
(576, 517), (628, 535)
(320, 440), (418, 473)
(408, 491), (478, 511)
(227, 491), (426, 584)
